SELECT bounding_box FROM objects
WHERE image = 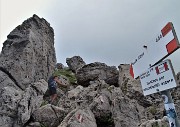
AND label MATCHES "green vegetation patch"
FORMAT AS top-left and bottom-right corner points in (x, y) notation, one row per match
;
(149, 106), (157, 115)
(53, 68), (77, 84)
